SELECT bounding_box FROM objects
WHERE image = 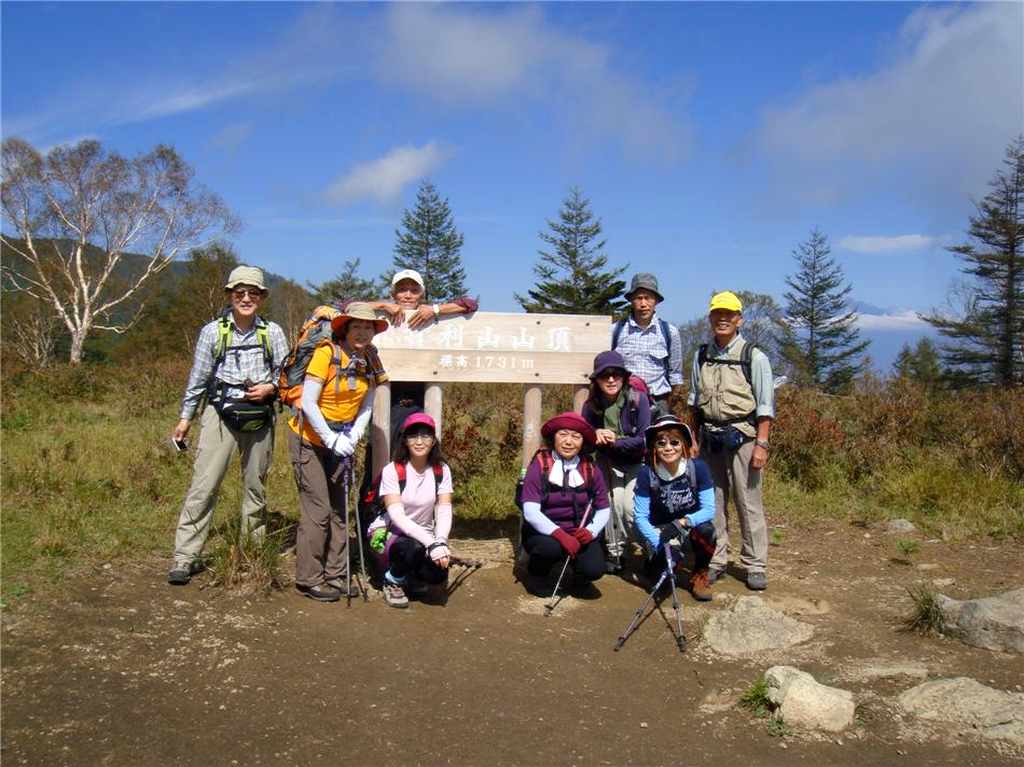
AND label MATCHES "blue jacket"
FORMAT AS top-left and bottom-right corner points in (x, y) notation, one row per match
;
(634, 461), (715, 550)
